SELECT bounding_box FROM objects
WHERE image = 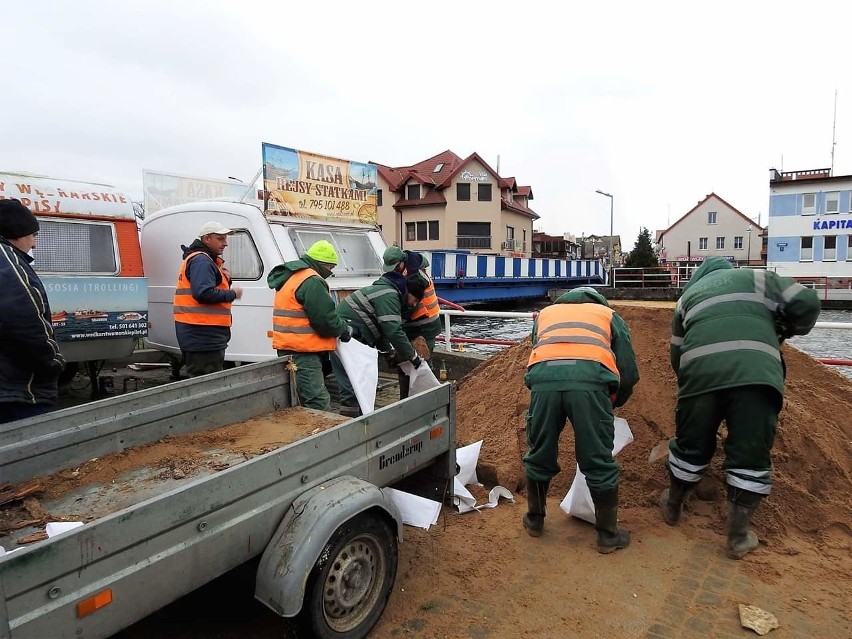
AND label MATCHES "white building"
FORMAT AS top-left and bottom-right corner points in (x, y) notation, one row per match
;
(767, 168), (852, 283)
(656, 193), (763, 267)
